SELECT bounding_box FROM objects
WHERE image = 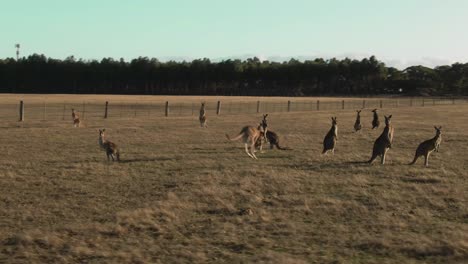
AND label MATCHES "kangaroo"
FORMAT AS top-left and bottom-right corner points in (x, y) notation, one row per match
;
(72, 108), (81, 128)
(98, 129), (120, 162)
(322, 117), (338, 154)
(368, 115), (394, 164)
(354, 110), (362, 132)
(226, 125), (265, 159)
(371, 109), (380, 129)
(199, 102), (207, 128)
(409, 126), (442, 167)
(255, 114), (291, 150)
